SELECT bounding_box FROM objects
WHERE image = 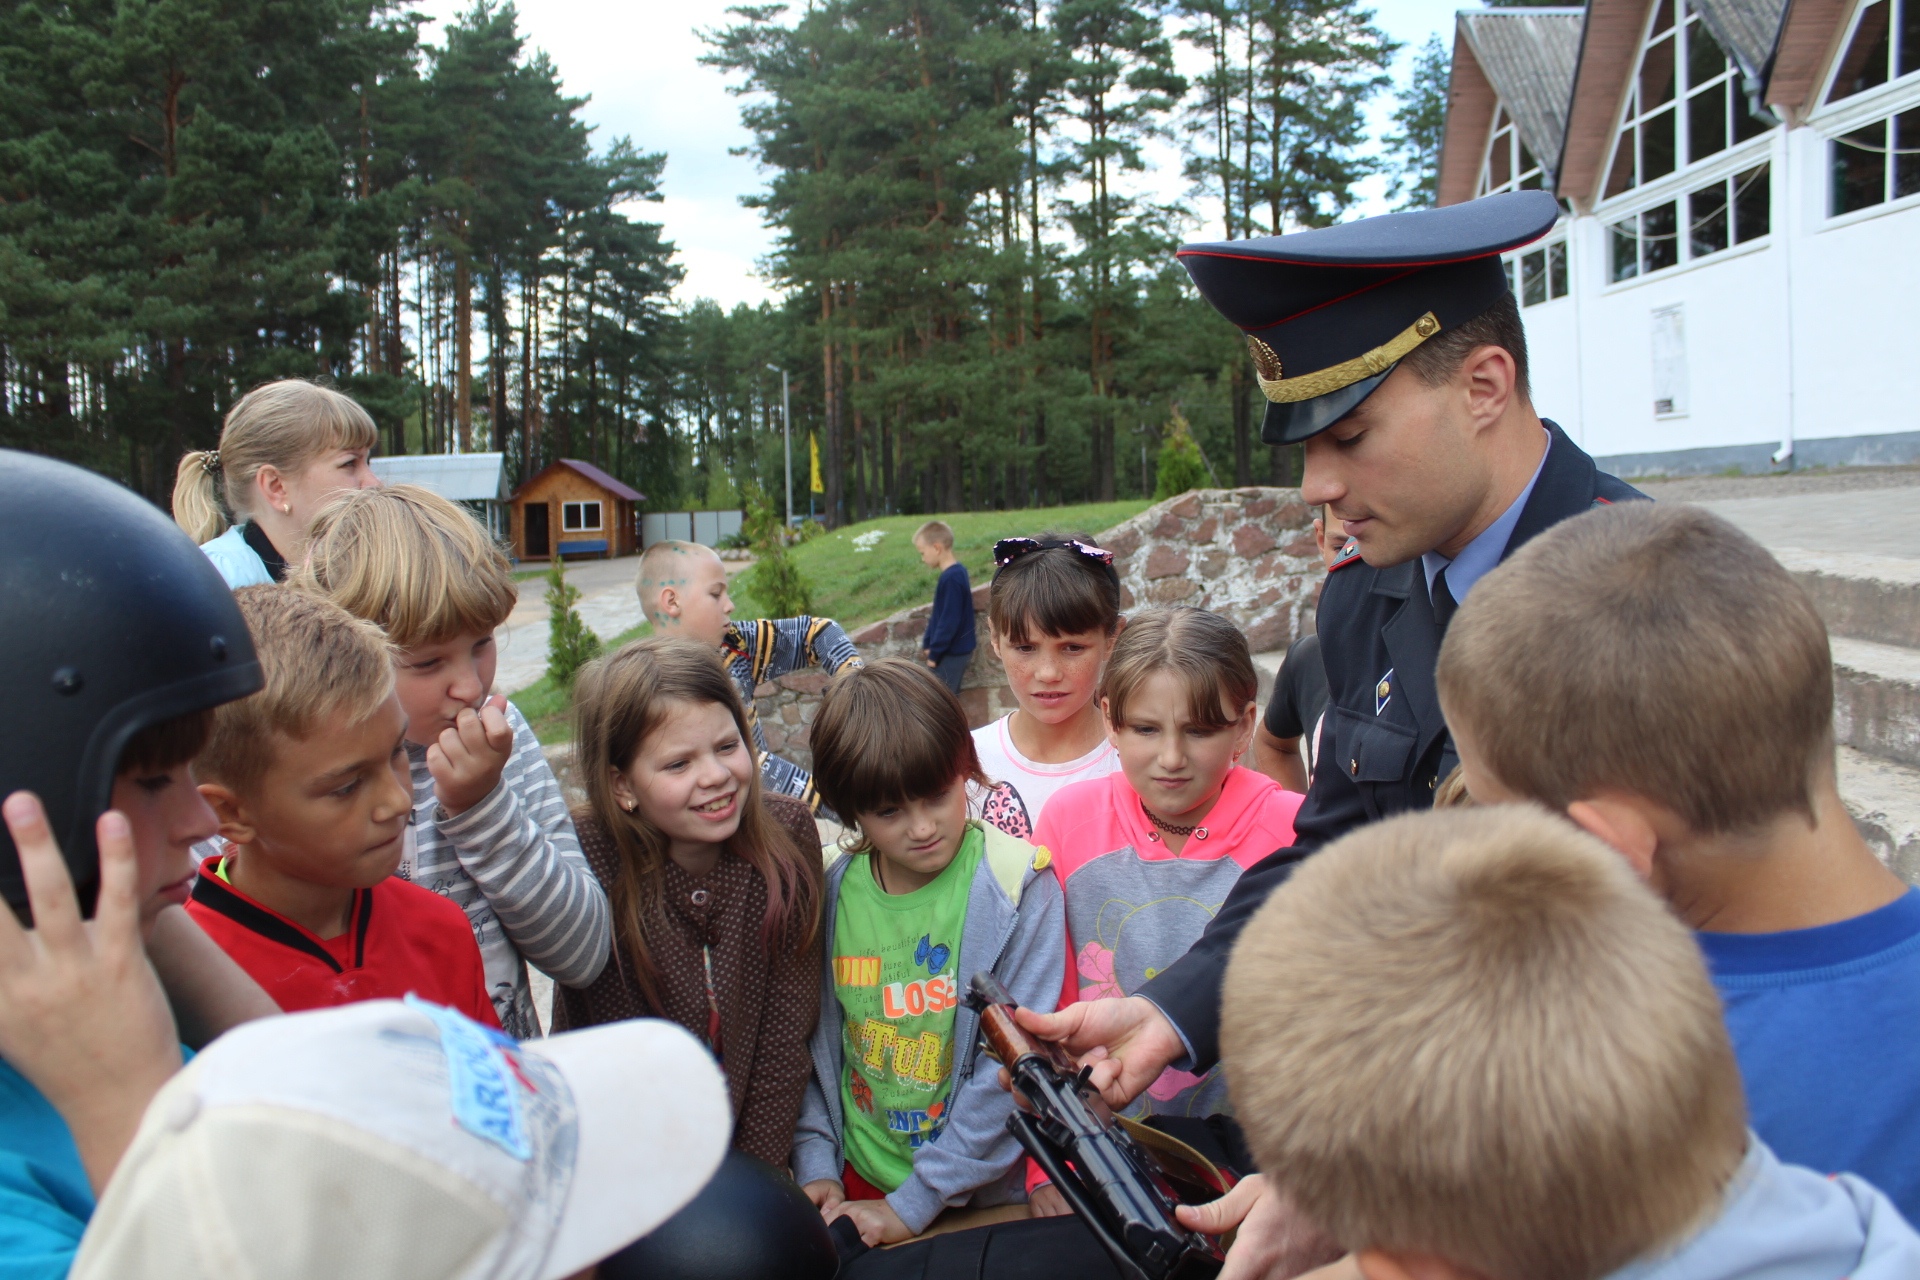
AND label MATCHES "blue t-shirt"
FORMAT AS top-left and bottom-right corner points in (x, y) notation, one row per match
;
(0, 1057), (93, 1278)
(1699, 888), (1920, 1224)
